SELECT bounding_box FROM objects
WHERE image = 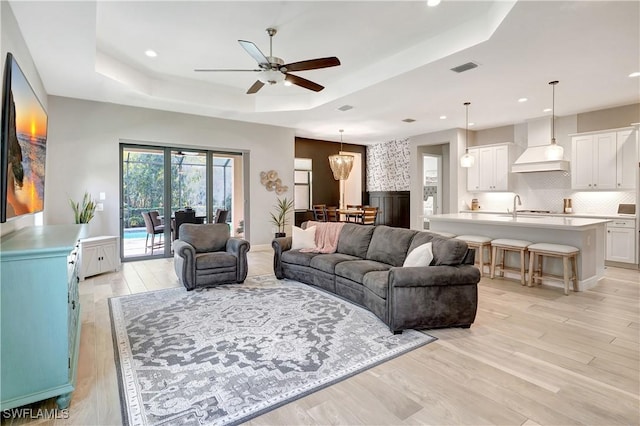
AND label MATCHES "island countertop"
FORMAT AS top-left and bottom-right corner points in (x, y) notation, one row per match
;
(427, 213), (611, 230)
